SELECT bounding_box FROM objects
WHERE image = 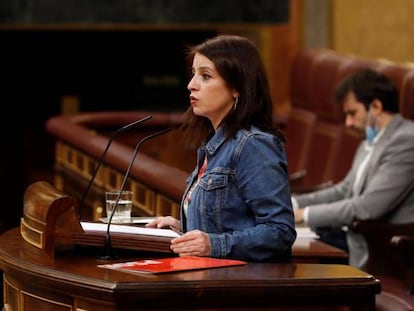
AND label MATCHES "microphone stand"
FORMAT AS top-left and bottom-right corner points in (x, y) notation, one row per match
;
(100, 127), (172, 260)
(77, 116), (152, 220)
